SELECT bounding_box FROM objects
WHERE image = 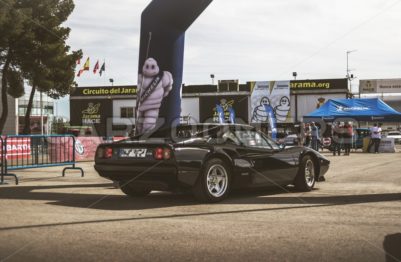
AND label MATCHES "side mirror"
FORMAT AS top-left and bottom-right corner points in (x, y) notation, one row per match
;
(279, 143), (286, 150)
